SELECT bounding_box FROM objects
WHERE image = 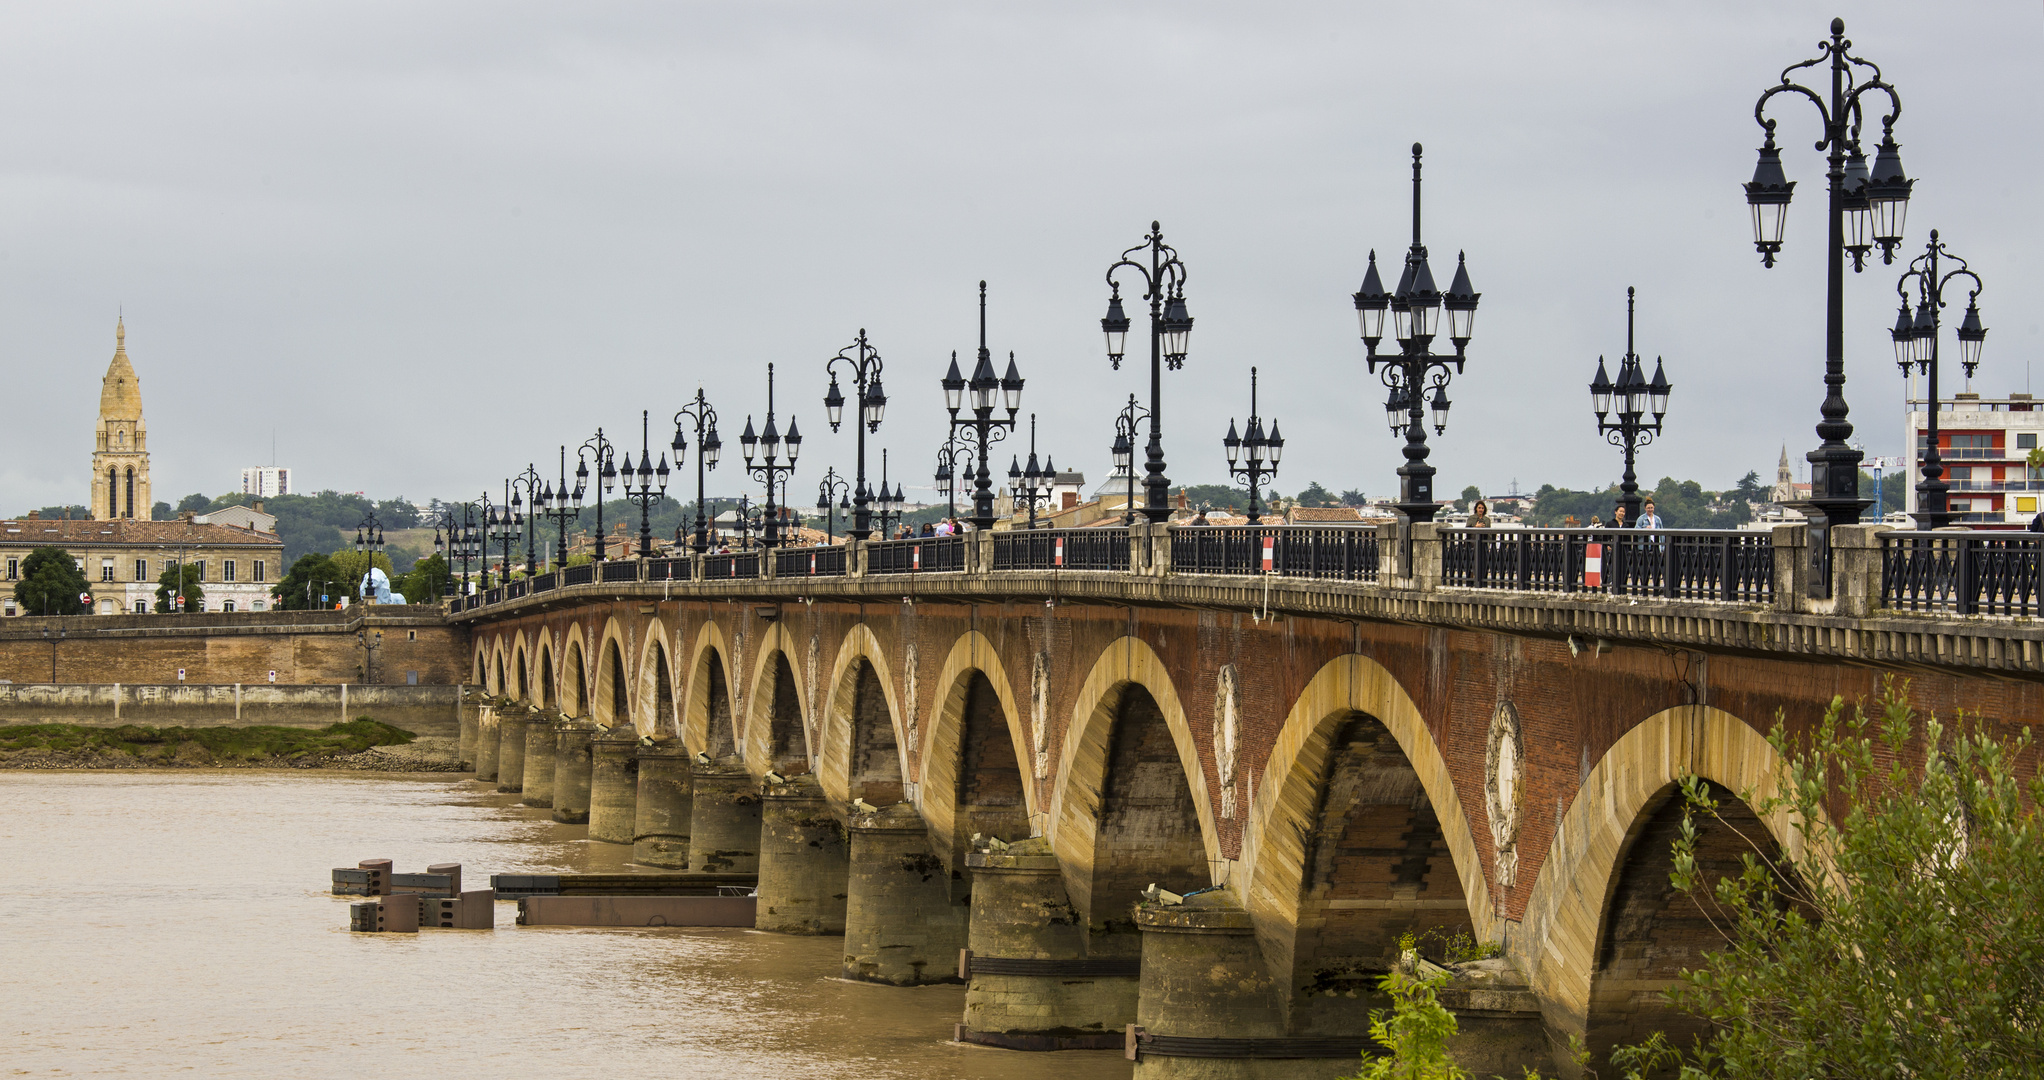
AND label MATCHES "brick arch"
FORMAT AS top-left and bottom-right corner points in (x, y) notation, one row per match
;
(682, 619), (738, 758)
(817, 623), (905, 804)
(1048, 635), (1219, 941)
(1515, 705), (1804, 1075)
(559, 623), (588, 717)
(534, 629), (556, 711)
(634, 617), (680, 740)
(1238, 653), (1493, 1032)
(472, 640), (488, 688)
(490, 636), (510, 697)
(917, 629), (1034, 867)
(510, 629), (531, 702)
(741, 620), (809, 775)
(591, 616), (634, 731)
